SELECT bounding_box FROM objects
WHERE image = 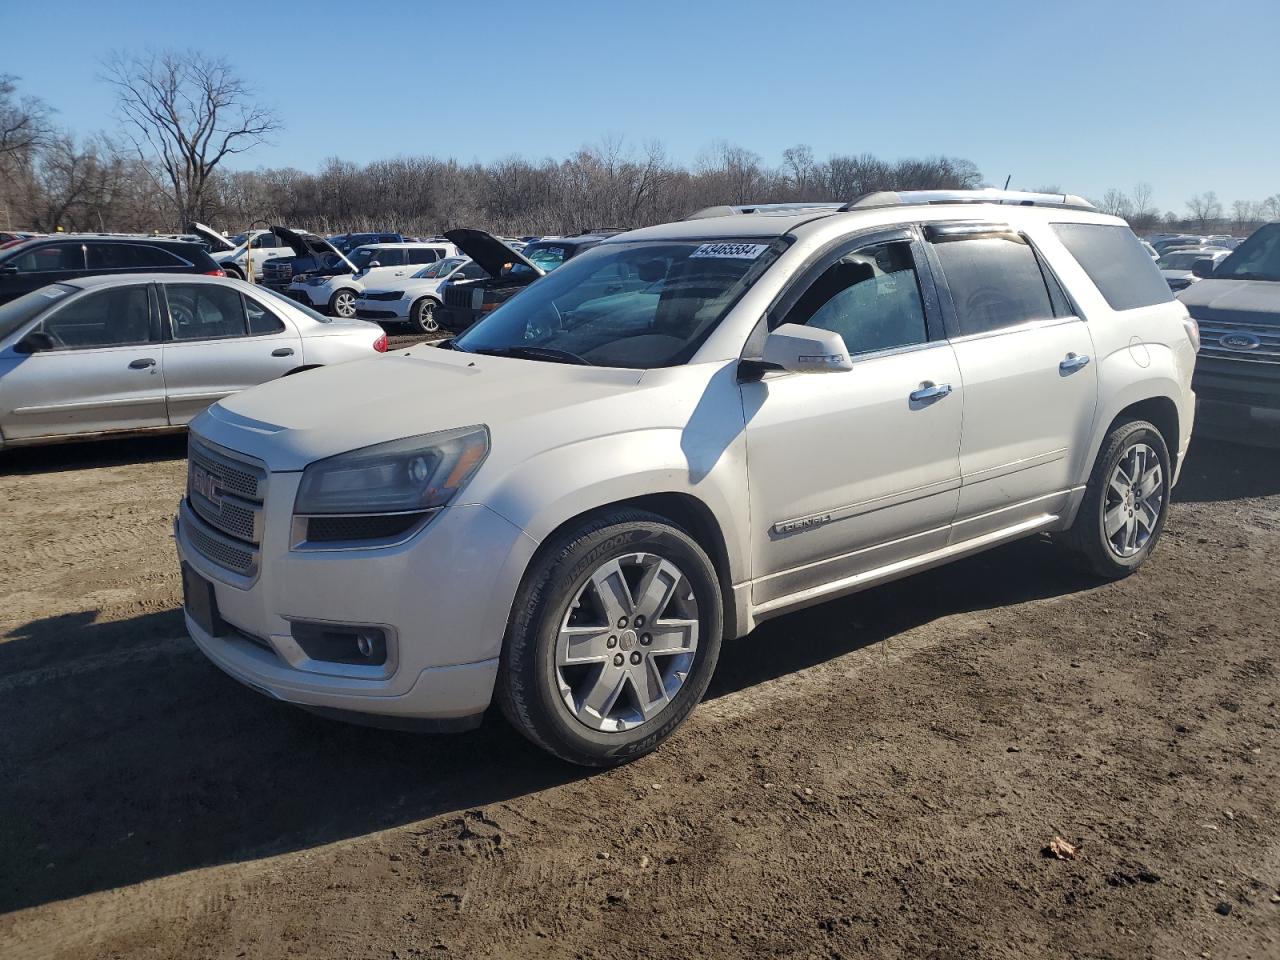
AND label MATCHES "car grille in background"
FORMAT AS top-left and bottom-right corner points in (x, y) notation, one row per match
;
(184, 438), (267, 578)
(263, 262), (293, 281)
(356, 309), (399, 320)
(365, 291), (403, 301)
(444, 285), (476, 309)
(286, 289), (310, 305)
(1196, 319), (1280, 365)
